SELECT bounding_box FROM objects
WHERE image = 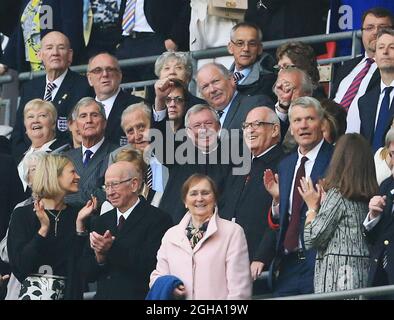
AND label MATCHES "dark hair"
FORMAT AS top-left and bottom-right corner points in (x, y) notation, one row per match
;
(181, 174), (219, 204)
(323, 133), (378, 202)
(362, 7), (394, 27)
(320, 99), (347, 143)
(169, 78), (189, 102)
(276, 41), (320, 86)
